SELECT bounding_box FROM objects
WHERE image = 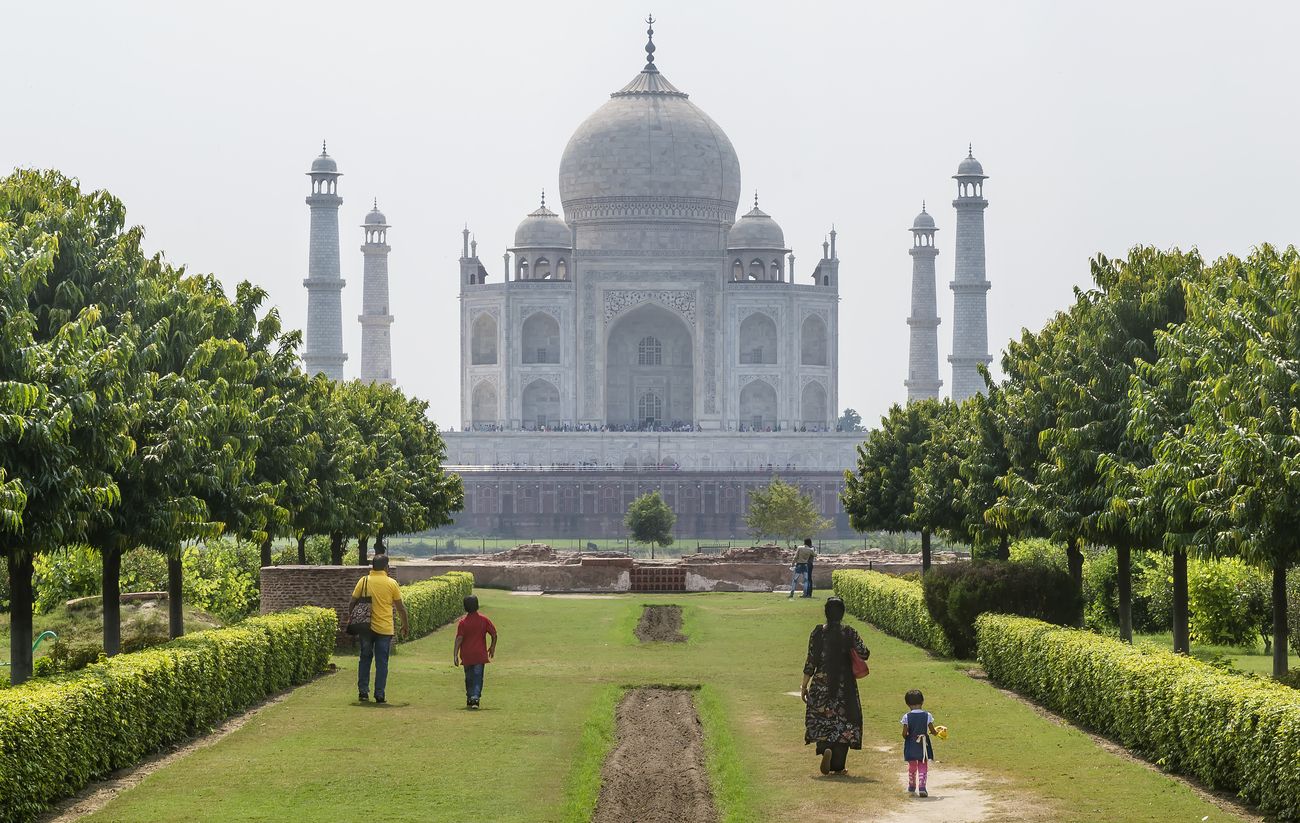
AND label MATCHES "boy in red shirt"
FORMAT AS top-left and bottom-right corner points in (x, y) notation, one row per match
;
(453, 595), (497, 709)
